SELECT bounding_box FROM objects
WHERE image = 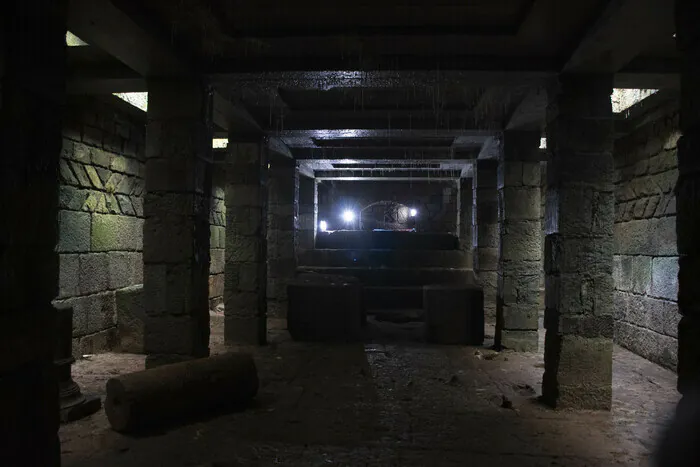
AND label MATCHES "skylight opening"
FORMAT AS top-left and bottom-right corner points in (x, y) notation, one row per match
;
(213, 138), (229, 149)
(113, 92), (148, 112)
(66, 32), (88, 47)
(612, 88), (658, 114)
